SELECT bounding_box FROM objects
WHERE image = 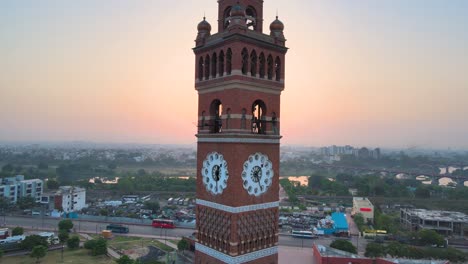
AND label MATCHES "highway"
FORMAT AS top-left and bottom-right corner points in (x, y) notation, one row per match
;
(1, 215), (352, 249)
